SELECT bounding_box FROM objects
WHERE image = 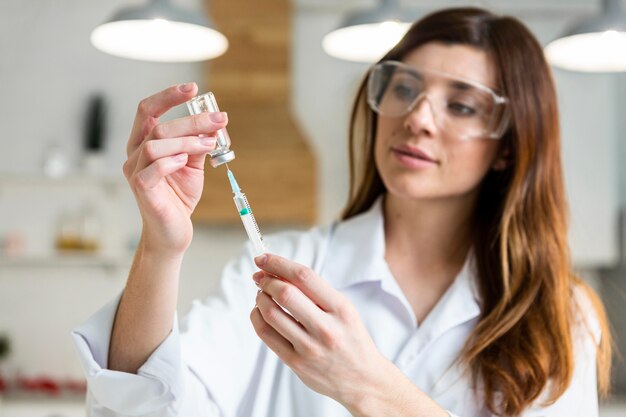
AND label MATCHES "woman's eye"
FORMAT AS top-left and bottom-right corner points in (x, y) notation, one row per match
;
(448, 102), (477, 116)
(392, 84), (417, 101)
